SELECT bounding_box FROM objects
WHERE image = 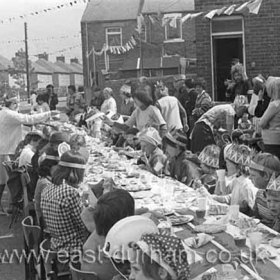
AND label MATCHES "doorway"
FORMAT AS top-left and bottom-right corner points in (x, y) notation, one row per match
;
(213, 37), (243, 101)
